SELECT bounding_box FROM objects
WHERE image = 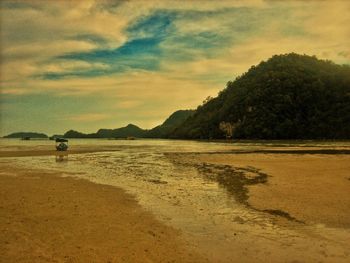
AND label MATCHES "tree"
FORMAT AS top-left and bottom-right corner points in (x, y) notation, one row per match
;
(202, 96), (213, 105)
